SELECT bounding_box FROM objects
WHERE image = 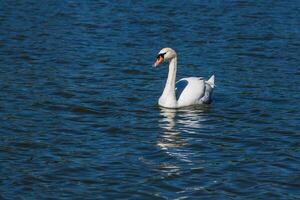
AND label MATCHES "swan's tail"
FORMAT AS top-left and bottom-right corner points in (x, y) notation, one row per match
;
(206, 75), (215, 88)
(200, 75), (215, 104)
